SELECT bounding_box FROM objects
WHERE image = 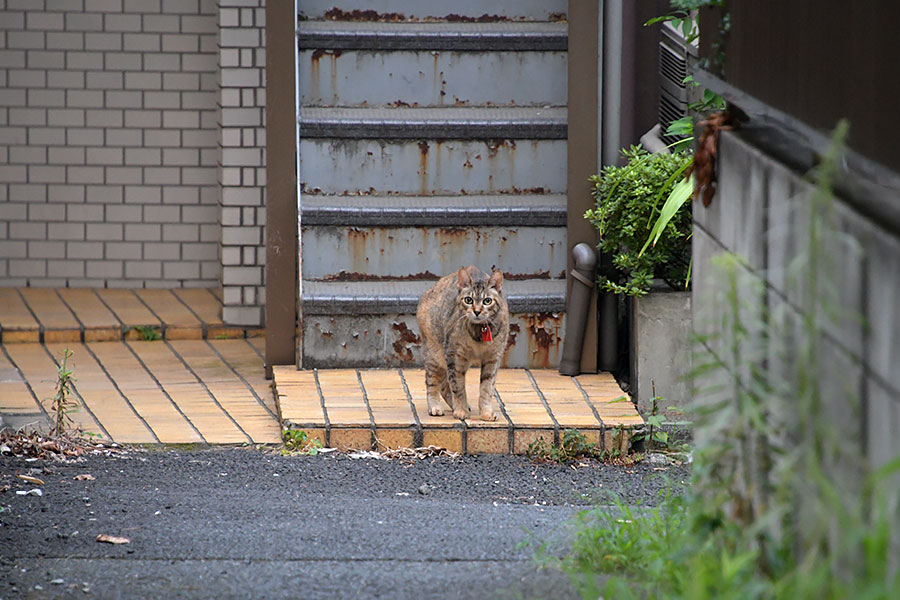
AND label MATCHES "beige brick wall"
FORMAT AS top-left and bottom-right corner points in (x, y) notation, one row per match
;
(0, 0), (269, 327)
(217, 0), (265, 326)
